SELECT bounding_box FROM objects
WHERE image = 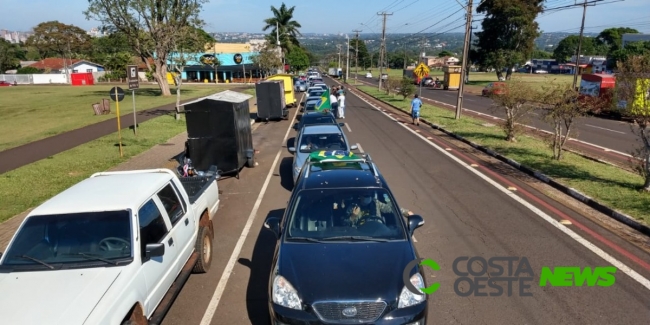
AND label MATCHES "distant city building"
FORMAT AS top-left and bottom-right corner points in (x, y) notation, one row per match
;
(0, 29), (31, 43)
(87, 27), (107, 37)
